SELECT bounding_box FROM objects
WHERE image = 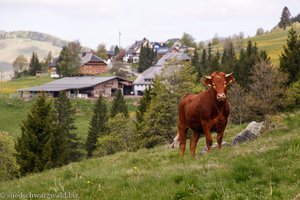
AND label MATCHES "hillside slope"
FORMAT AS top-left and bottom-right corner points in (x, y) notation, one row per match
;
(213, 23), (300, 65)
(0, 111), (299, 199)
(0, 38), (61, 70)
